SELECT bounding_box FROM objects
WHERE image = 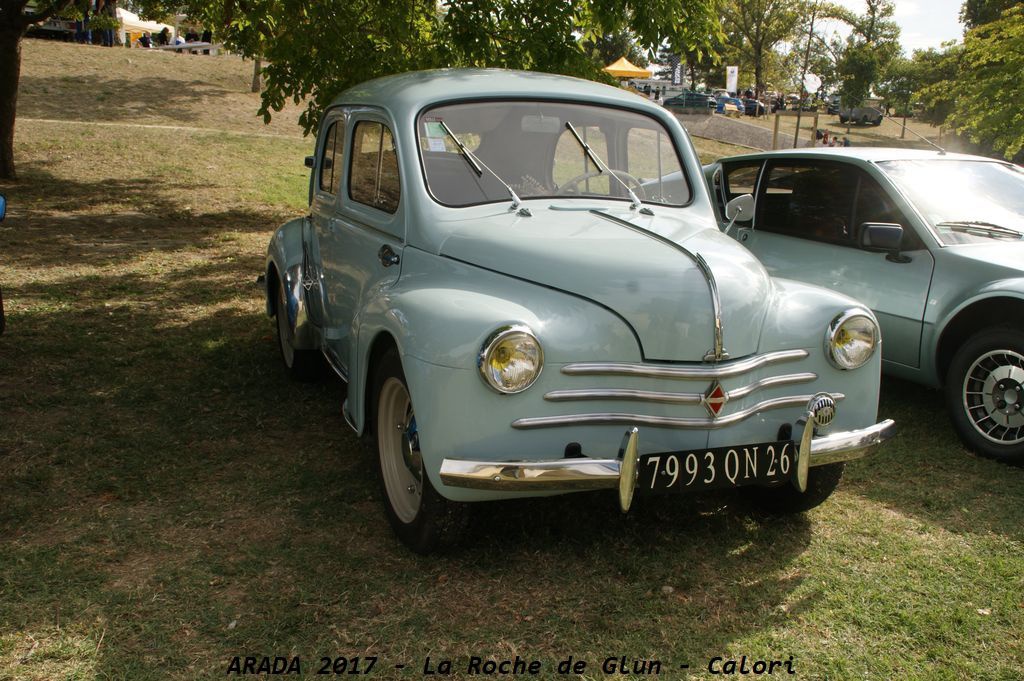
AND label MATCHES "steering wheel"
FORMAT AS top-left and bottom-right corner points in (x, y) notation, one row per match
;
(557, 169), (647, 199)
